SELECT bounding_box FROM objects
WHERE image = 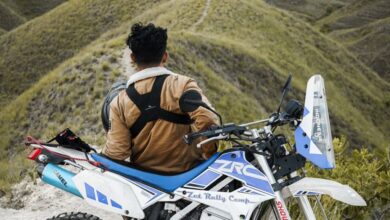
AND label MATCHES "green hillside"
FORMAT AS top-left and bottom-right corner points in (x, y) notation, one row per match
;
(317, 0), (390, 31)
(0, 0), (168, 109)
(266, 0), (390, 81)
(0, 1), (25, 31)
(0, 0), (389, 217)
(0, 0), (65, 20)
(264, 0), (357, 22)
(317, 0), (390, 81)
(1, 0), (390, 176)
(189, 0), (390, 148)
(0, 0), (65, 32)
(329, 17), (390, 81)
